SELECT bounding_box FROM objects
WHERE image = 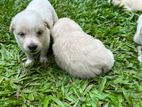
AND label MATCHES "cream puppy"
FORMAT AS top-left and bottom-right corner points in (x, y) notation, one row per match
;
(10, 0), (58, 67)
(134, 15), (142, 45)
(110, 0), (142, 11)
(134, 15), (142, 62)
(51, 18), (115, 79)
